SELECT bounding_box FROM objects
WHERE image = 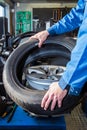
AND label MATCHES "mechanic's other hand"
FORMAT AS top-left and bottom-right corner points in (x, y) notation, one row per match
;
(29, 30), (49, 48)
(41, 82), (68, 111)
